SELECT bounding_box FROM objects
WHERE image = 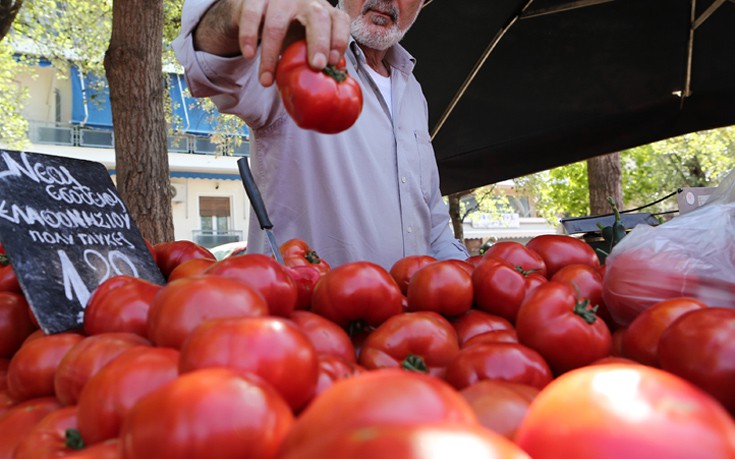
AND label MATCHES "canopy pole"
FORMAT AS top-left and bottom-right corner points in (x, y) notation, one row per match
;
(683, 0), (726, 108)
(431, 0), (534, 140)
